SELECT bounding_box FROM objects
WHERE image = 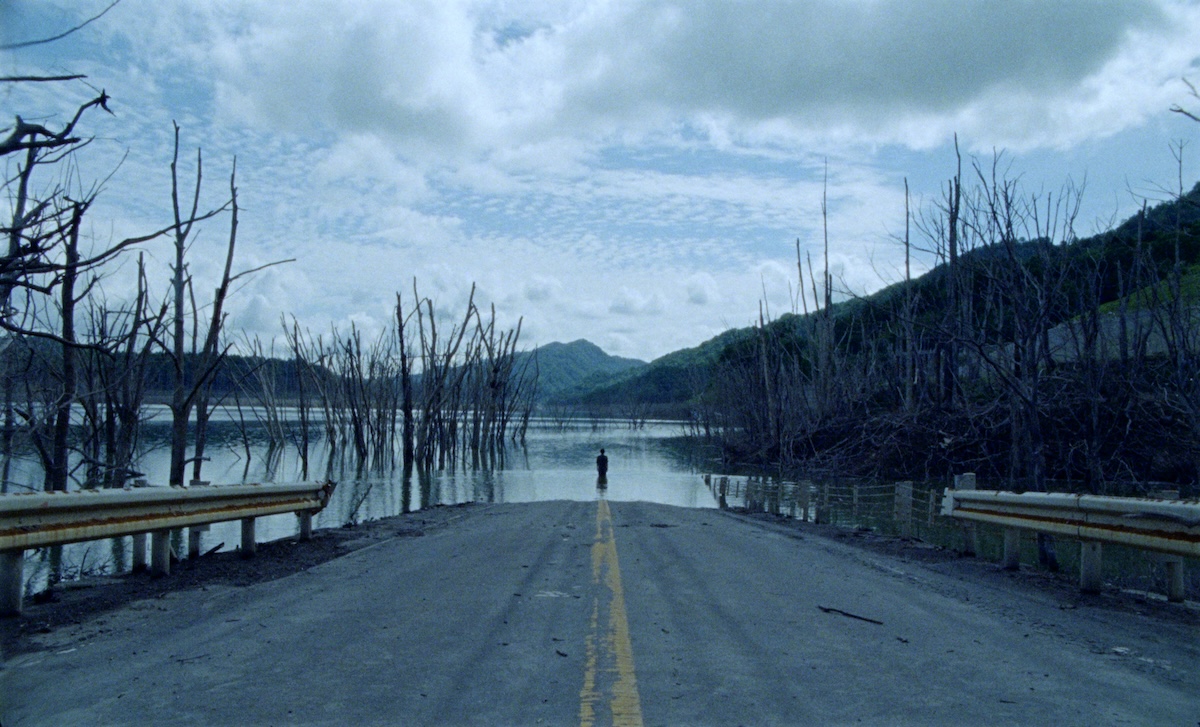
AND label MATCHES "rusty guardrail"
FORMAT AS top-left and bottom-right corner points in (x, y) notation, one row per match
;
(0, 481), (336, 615)
(941, 487), (1199, 598)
